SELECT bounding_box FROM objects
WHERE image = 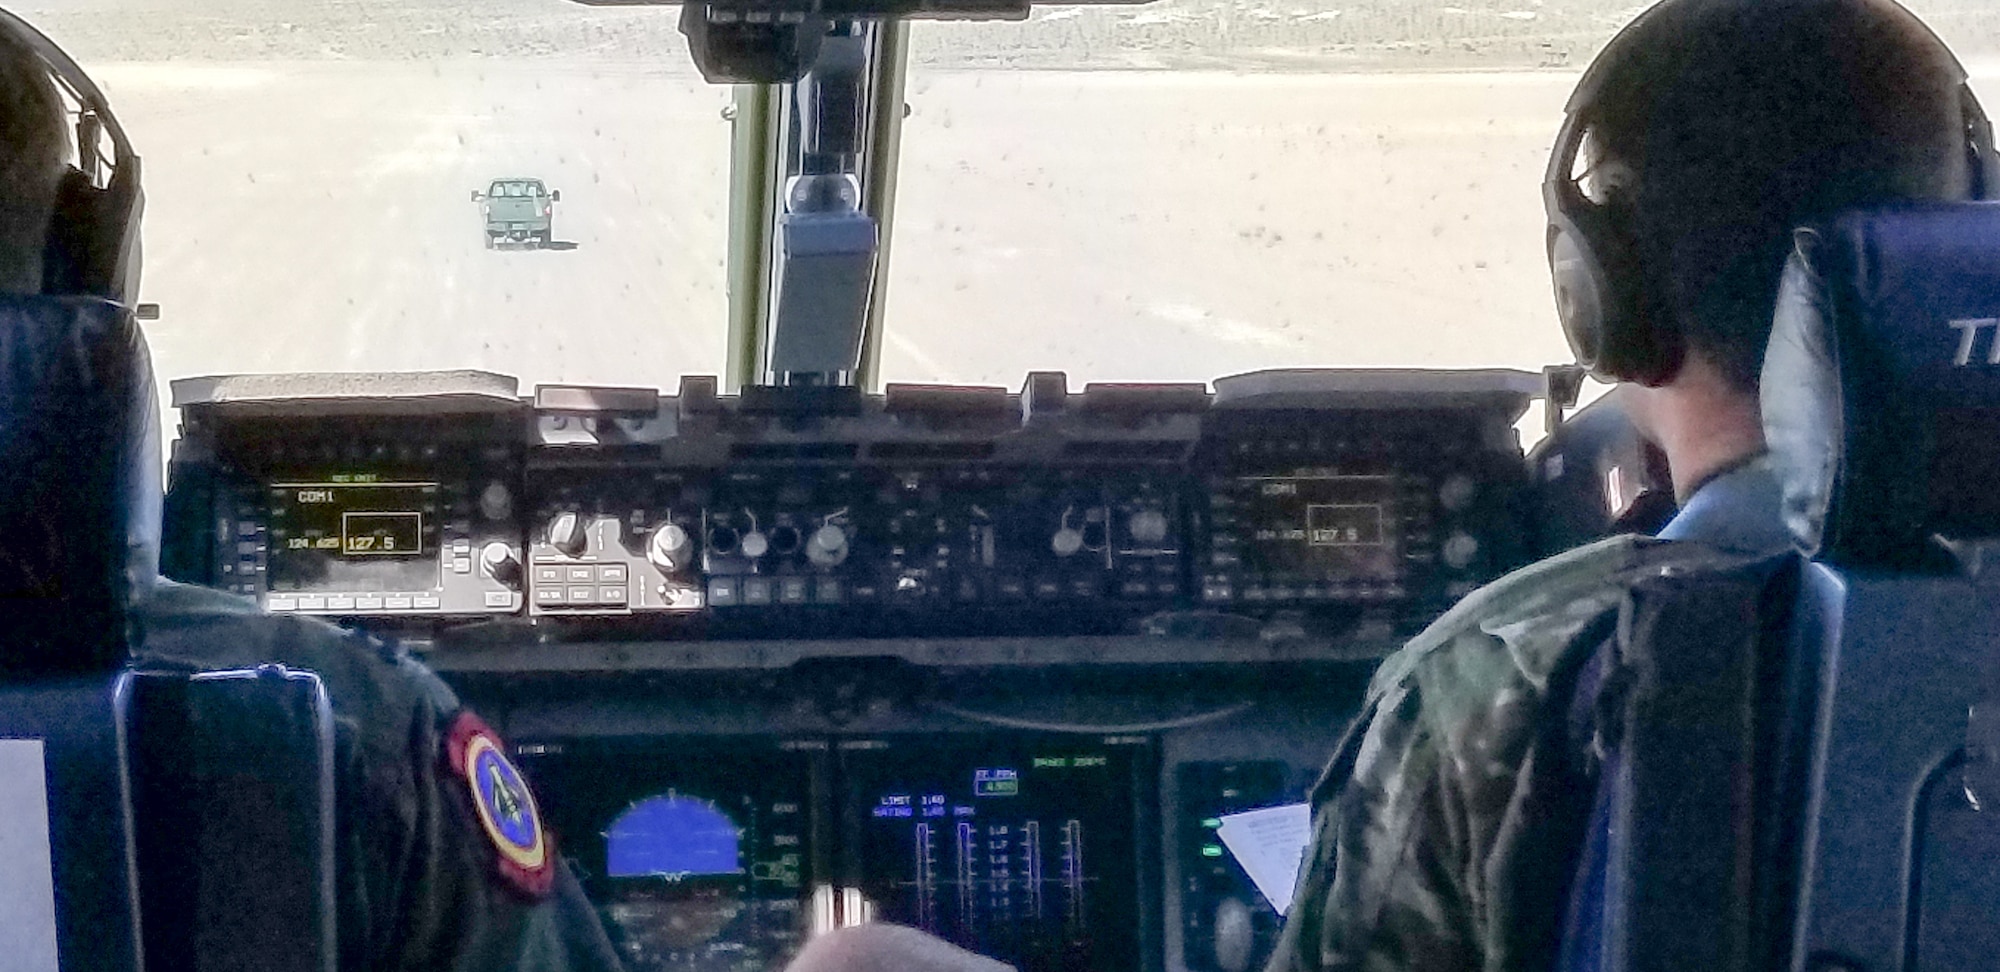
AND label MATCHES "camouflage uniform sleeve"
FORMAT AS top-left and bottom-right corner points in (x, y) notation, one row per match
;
(381, 667), (625, 972)
(1265, 667), (1481, 972)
